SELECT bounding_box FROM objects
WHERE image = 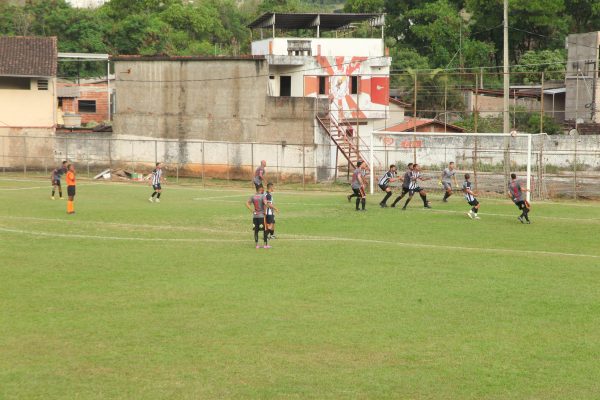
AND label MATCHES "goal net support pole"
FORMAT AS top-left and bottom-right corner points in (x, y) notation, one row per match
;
(369, 131), (536, 203)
